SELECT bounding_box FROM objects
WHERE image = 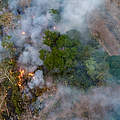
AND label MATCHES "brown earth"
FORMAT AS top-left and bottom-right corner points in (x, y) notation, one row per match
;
(89, 0), (120, 56)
